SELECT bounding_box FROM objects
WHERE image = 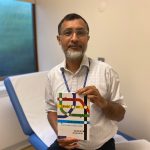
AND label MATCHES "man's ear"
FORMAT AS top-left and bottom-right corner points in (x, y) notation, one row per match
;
(57, 35), (61, 45)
